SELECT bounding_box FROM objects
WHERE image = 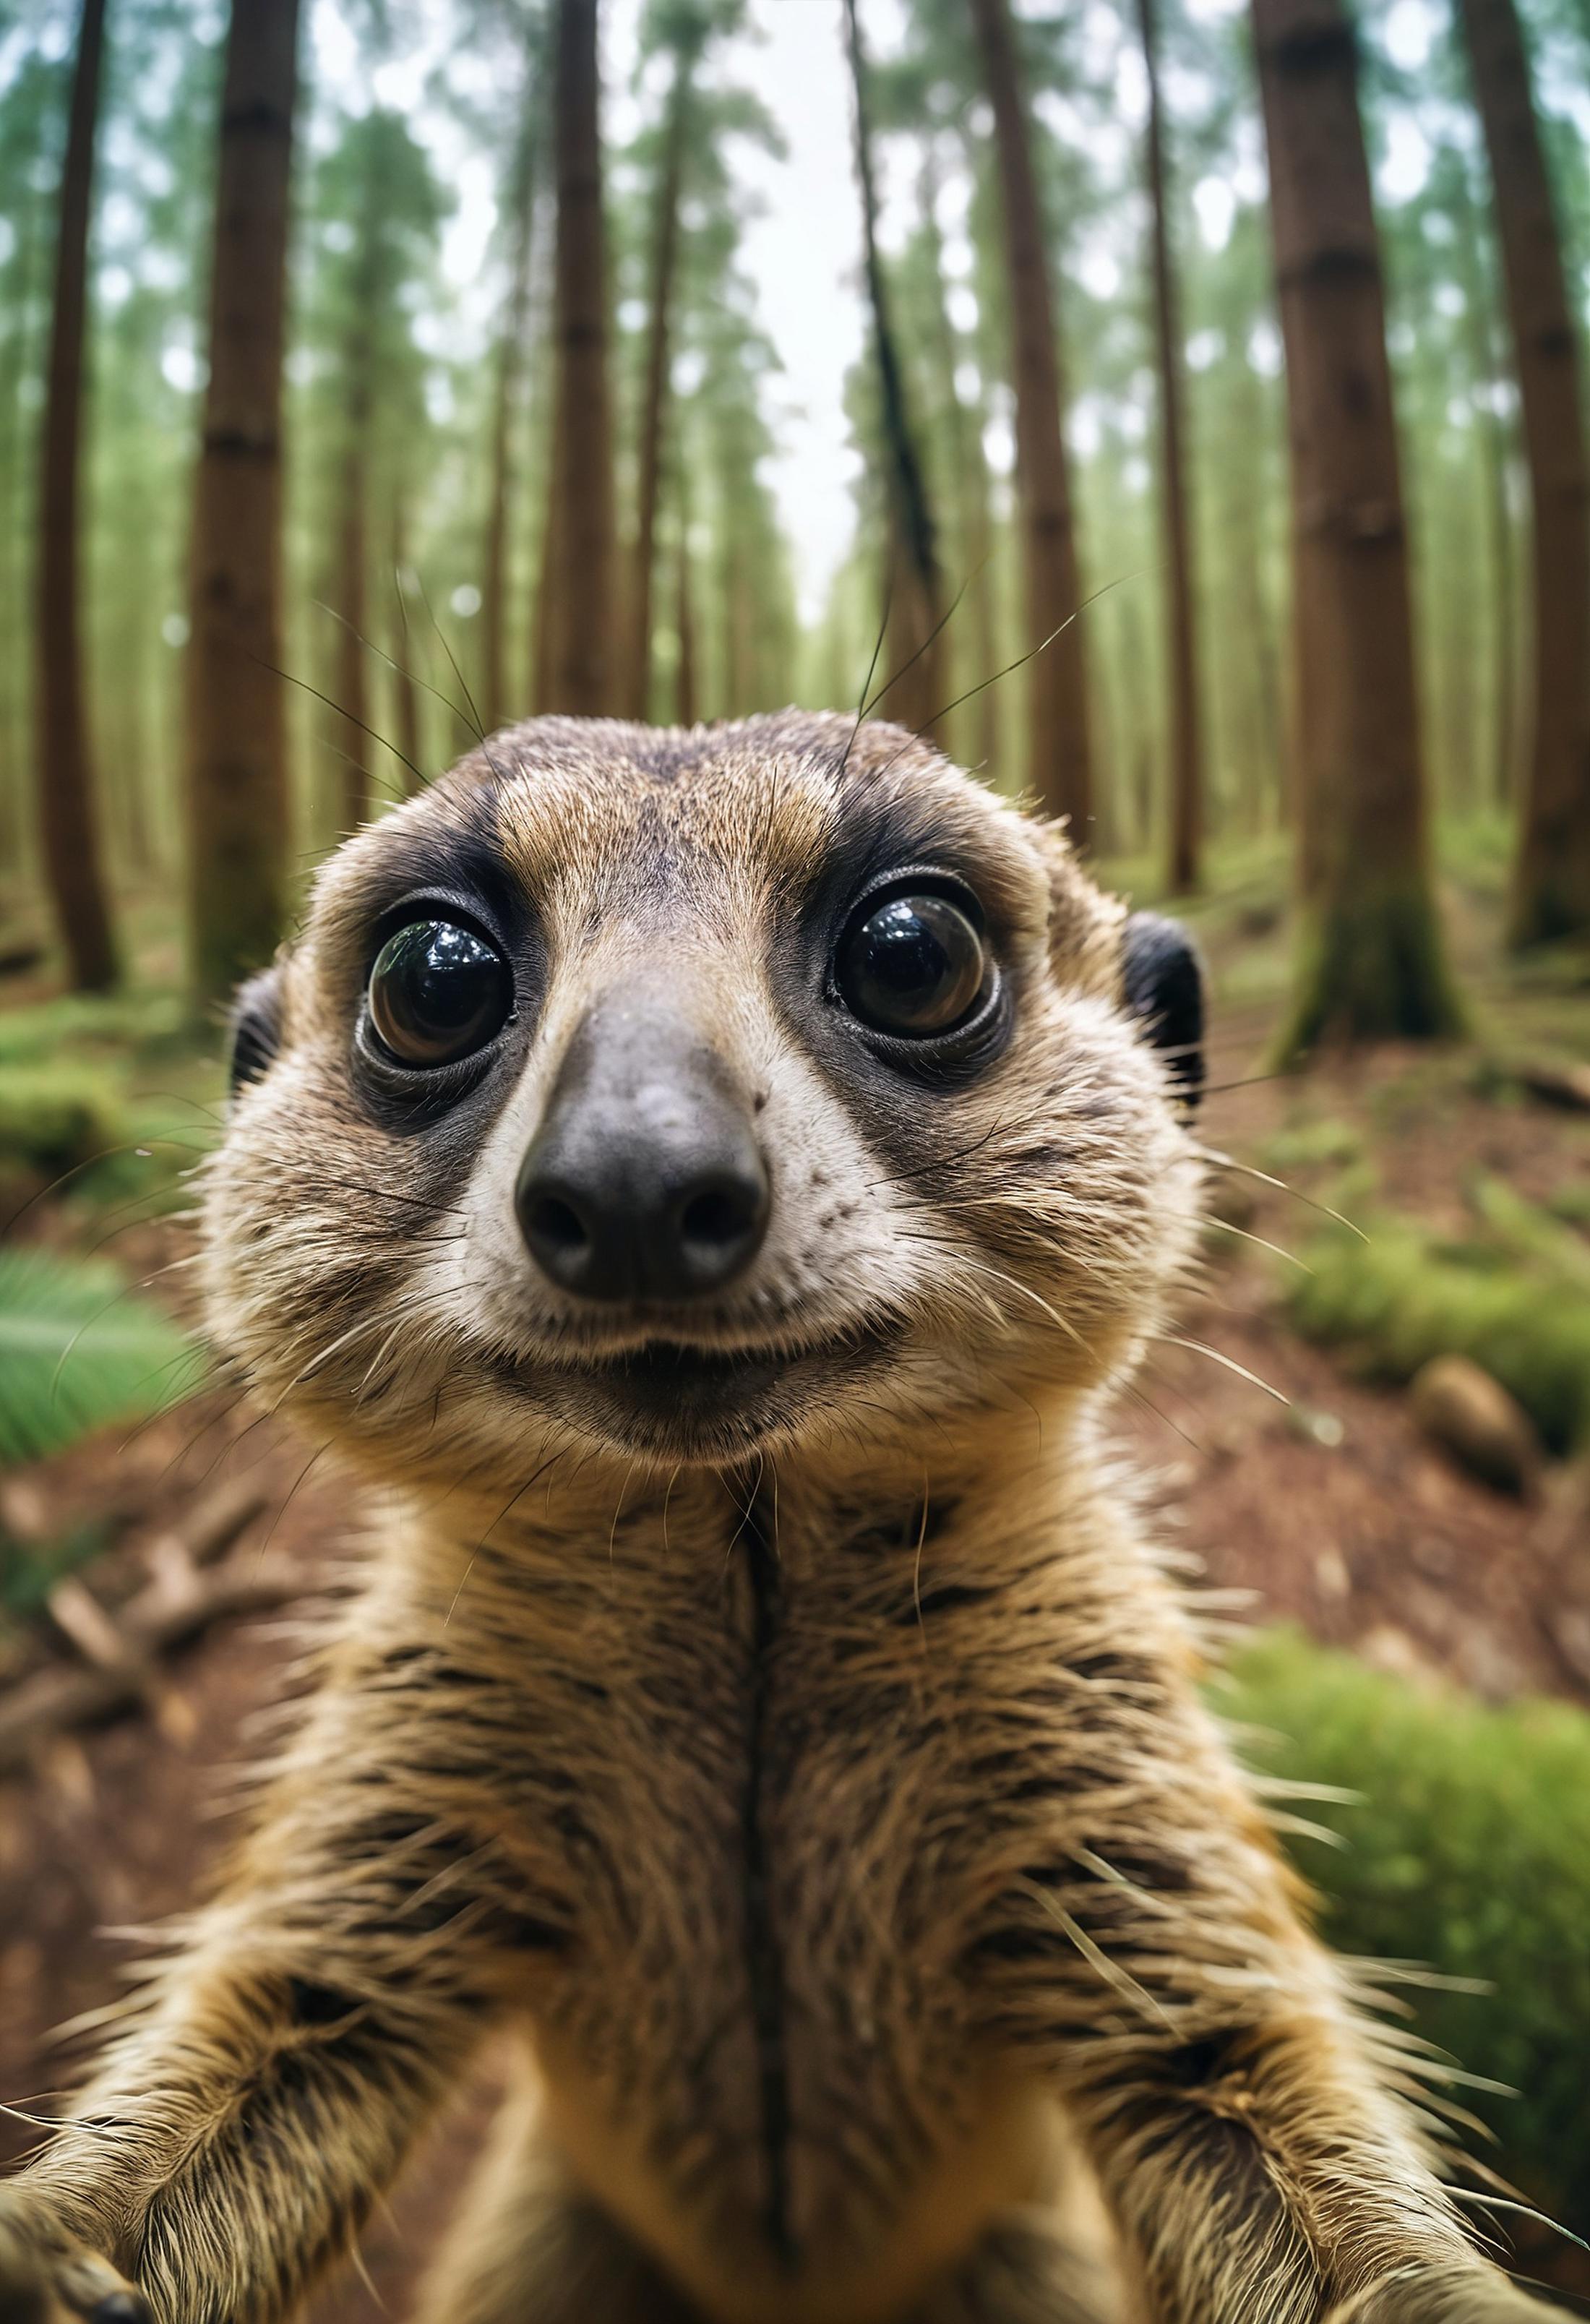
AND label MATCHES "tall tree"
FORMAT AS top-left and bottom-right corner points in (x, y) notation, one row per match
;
(1135, 0), (1205, 893)
(625, 5), (700, 719)
(184, 0), (302, 1004)
(968, 0), (1093, 835)
(311, 111), (443, 833)
(35, 0), (117, 991)
(1449, 155), (1520, 814)
(843, 0), (946, 741)
(481, 8), (542, 732)
(1458, 0), (1590, 946)
(911, 158), (1000, 780)
(0, 55), (61, 878)
(537, 0), (617, 716)
(1254, 0), (1461, 1052)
